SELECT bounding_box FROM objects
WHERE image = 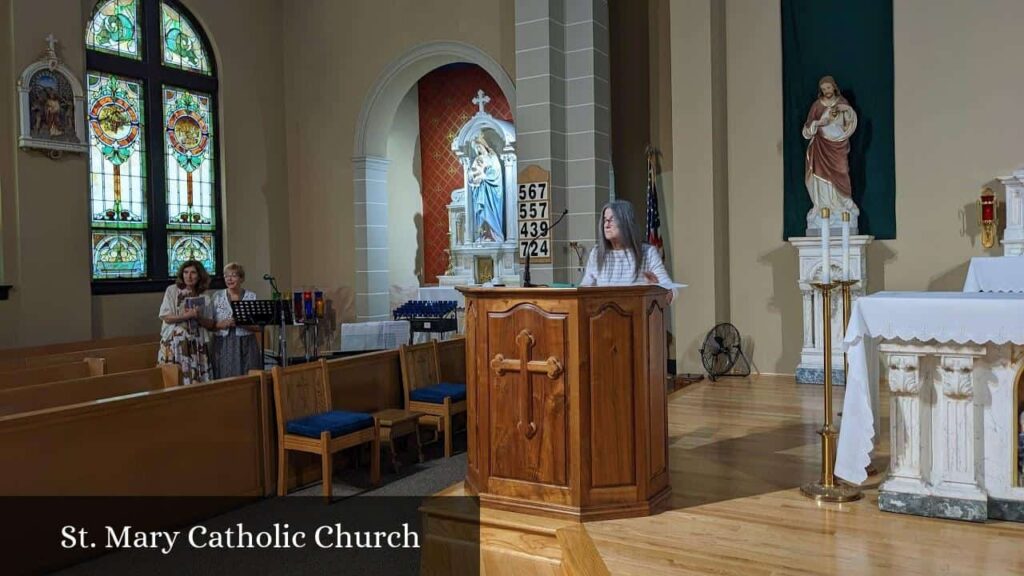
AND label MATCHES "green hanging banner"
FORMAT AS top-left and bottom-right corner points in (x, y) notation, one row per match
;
(782, 0), (895, 239)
